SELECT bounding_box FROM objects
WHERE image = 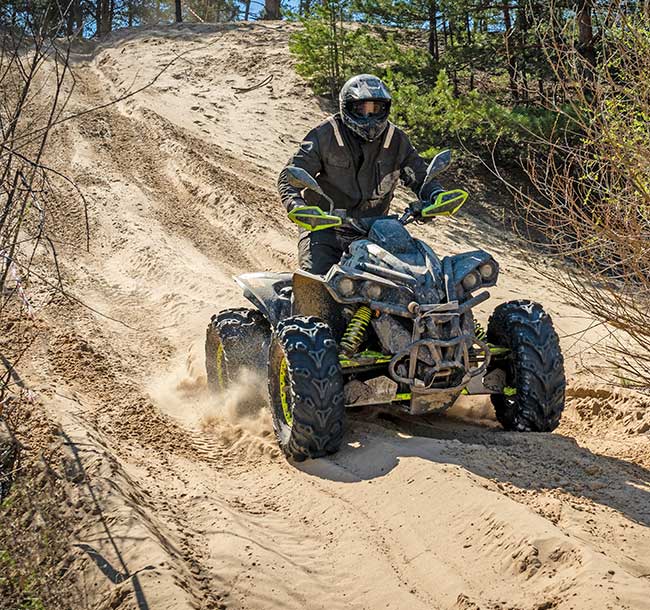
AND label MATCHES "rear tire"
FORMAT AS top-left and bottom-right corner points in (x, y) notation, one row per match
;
(268, 316), (345, 461)
(487, 300), (566, 432)
(205, 308), (271, 395)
